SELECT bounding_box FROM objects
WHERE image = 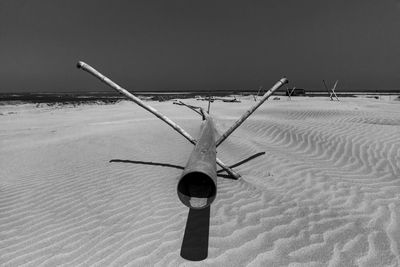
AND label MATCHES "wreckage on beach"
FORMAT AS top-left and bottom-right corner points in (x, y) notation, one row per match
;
(77, 61), (288, 260)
